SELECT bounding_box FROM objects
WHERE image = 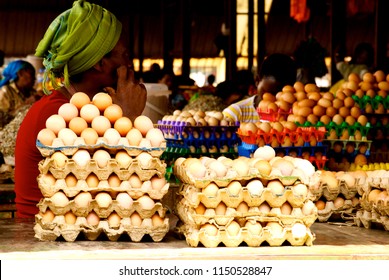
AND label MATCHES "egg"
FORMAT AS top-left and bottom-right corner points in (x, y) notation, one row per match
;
(227, 180), (242, 196)
(37, 128), (57, 146)
(74, 192), (93, 208)
(114, 116), (133, 136)
(51, 151), (68, 168)
(91, 149), (111, 168)
(41, 210), (55, 223)
(315, 200), (326, 210)
(232, 158), (249, 176)
(68, 117), (88, 136)
(64, 211), (77, 224)
(51, 191), (69, 207)
(266, 222), (284, 236)
(145, 128), (165, 147)
(41, 173), (56, 186)
(126, 128), (143, 146)
(136, 152), (153, 168)
(134, 115), (154, 136)
(81, 127), (99, 145)
(151, 214), (164, 226)
(245, 220), (263, 235)
(58, 128), (78, 146)
(137, 195), (155, 210)
(203, 182), (219, 197)
(86, 173), (99, 188)
(226, 221), (241, 236)
(334, 196), (345, 208)
(291, 223), (306, 238)
(246, 179), (264, 196)
(115, 150), (132, 168)
(253, 145), (276, 161)
(65, 174), (77, 187)
(91, 115), (111, 136)
(280, 202), (292, 215)
(45, 114), (66, 135)
(58, 103), (79, 123)
(92, 92), (113, 111)
(80, 103), (100, 123)
(267, 180), (284, 196)
(188, 160), (207, 178)
(208, 160), (228, 177)
(107, 174), (121, 188)
(95, 192), (112, 208)
(70, 92), (91, 109)
(116, 192), (133, 209)
(72, 149), (91, 167)
(104, 104), (123, 123)
(195, 203), (206, 214)
(201, 224), (218, 236)
(129, 174), (142, 188)
(258, 202), (271, 213)
(86, 211), (100, 226)
(215, 202), (227, 215)
(130, 212), (143, 226)
(150, 175), (166, 190)
(103, 127), (121, 145)
(236, 201), (249, 213)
